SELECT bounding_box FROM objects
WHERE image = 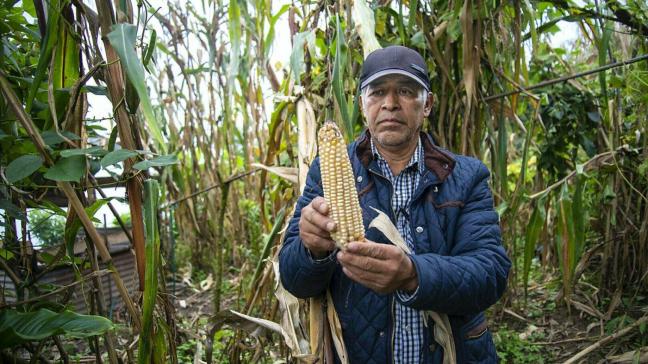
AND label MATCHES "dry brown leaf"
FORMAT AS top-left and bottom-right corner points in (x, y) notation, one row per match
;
(251, 163), (298, 184)
(369, 206), (457, 364)
(607, 347), (648, 363)
(460, 0), (476, 113)
(352, 0), (382, 58)
(272, 258), (311, 355)
(296, 97), (317, 193)
(368, 207), (410, 254)
(327, 290), (349, 364)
